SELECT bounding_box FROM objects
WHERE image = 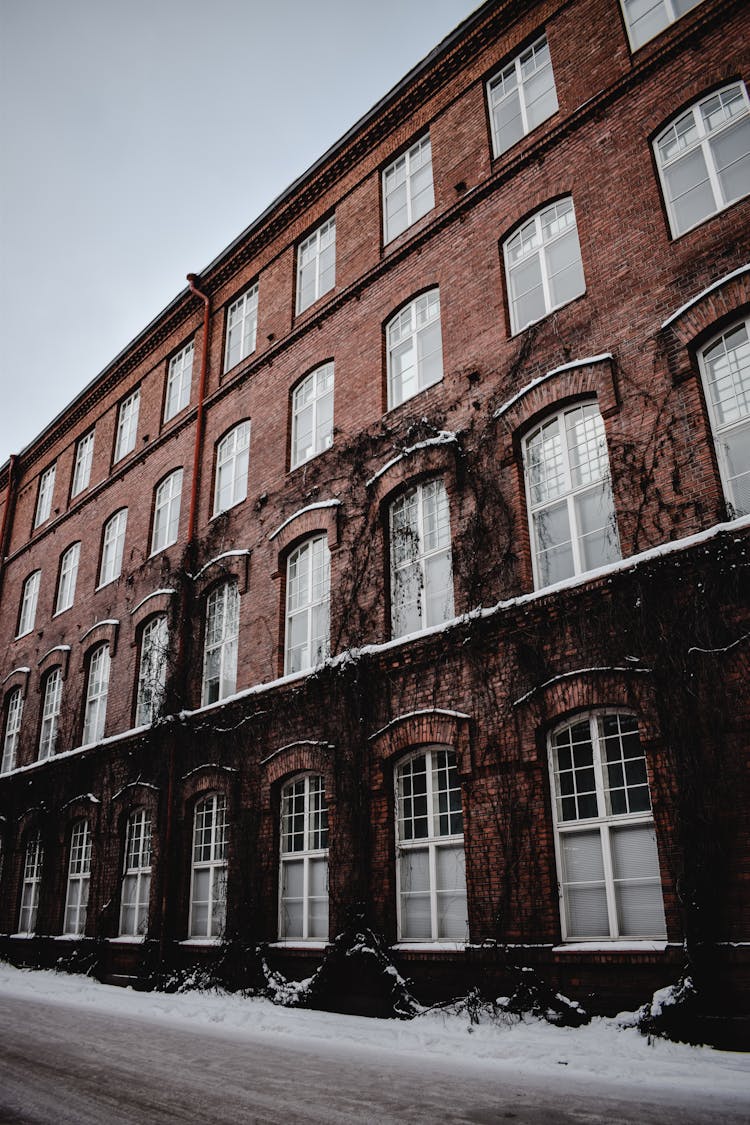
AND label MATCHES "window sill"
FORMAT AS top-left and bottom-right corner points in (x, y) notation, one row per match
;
(268, 940), (329, 950)
(9, 932), (35, 939)
(553, 941), (668, 953)
(54, 933), (88, 941)
(391, 942), (466, 952)
(178, 937), (223, 946)
(107, 935), (146, 944)
(511, 290), (587, 338)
